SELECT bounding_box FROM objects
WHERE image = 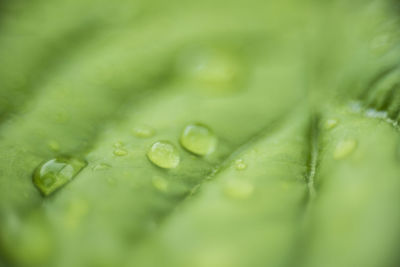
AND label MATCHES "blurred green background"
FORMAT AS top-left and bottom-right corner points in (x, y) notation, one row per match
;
(1, 0), (400, 266)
